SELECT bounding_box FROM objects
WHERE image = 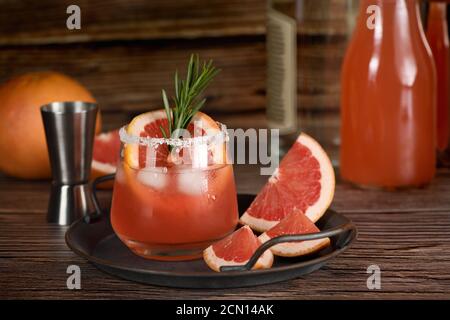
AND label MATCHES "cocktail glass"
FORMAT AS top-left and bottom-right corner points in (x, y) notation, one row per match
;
(110, 122), (239, 261)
